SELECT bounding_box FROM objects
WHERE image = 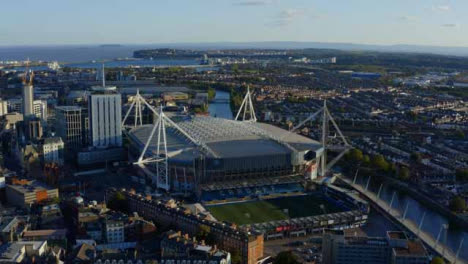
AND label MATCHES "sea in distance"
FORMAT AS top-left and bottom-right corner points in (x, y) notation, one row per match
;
(0, 45), (210, 70)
